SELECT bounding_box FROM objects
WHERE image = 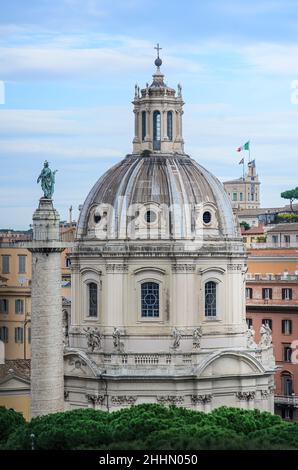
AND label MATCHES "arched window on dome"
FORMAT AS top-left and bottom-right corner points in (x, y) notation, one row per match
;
(167, 111), (173, 141)
(88, 282), (98, 317)
(141, 282), (159, 317)
(205, 281), (217, 317)
(141, 111), (146, 141)
(153, 111), (161, 150)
